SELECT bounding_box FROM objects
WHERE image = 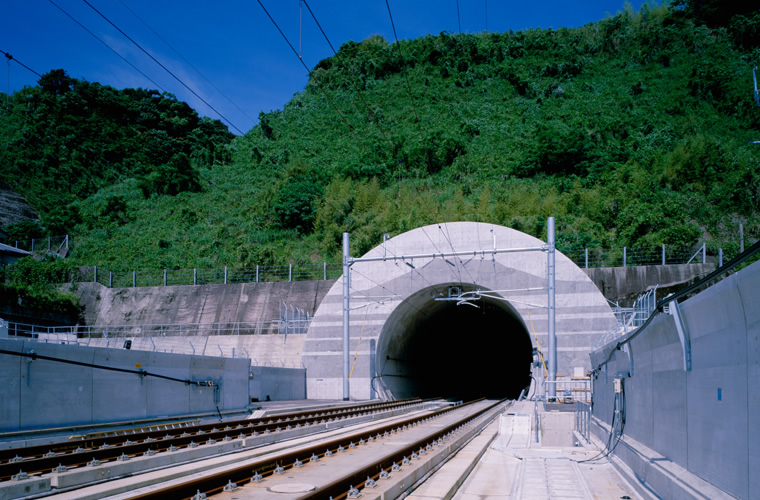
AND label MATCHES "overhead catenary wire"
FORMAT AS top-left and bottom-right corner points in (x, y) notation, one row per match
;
(46, 0), (165, 92)
(255, 0), (367, 154)
(81, 0), (245, 135)
(115, 0), (256, 126)
(440, 222), (476, 284)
